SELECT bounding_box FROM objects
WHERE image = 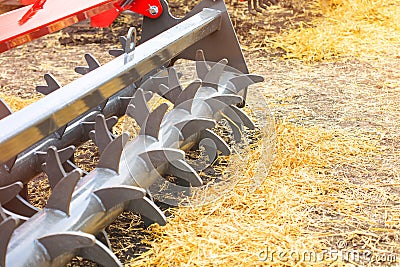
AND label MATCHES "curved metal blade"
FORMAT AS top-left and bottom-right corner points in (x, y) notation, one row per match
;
(204, 95), (243, 114)
(158, 84), (182, 103)
(227, 74), (264, 93)
(0, 217), (17, 267)
(228, 105), (255, 130)
(174, 118), (216, 139)
(97, 133), (129, 173)
(108, 36), (127, 57)
(2, 195), (40, 218)
(38, 232), (95, 260)
(140, 103), (169, 139)
(78, 238), (122, 267)
(166, 159), (202, 186)
(199, 129), (231, 156)
(36, 73), (61, 95)
(174, 79), (202, 111)
(46, 170), (81, 216)
(127, 197), (167, 226)
(90, 114), (114, 154)
(0, 182), (22, 205)
(126, 89), (150, 127)
(41, 146), (67, 190)
(139, 148), (185, 172)
(93, 185), (146, 211)
(204, 58), (228, 88)
(75, 53), (101, 75)
(195, 49), (210, 80)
